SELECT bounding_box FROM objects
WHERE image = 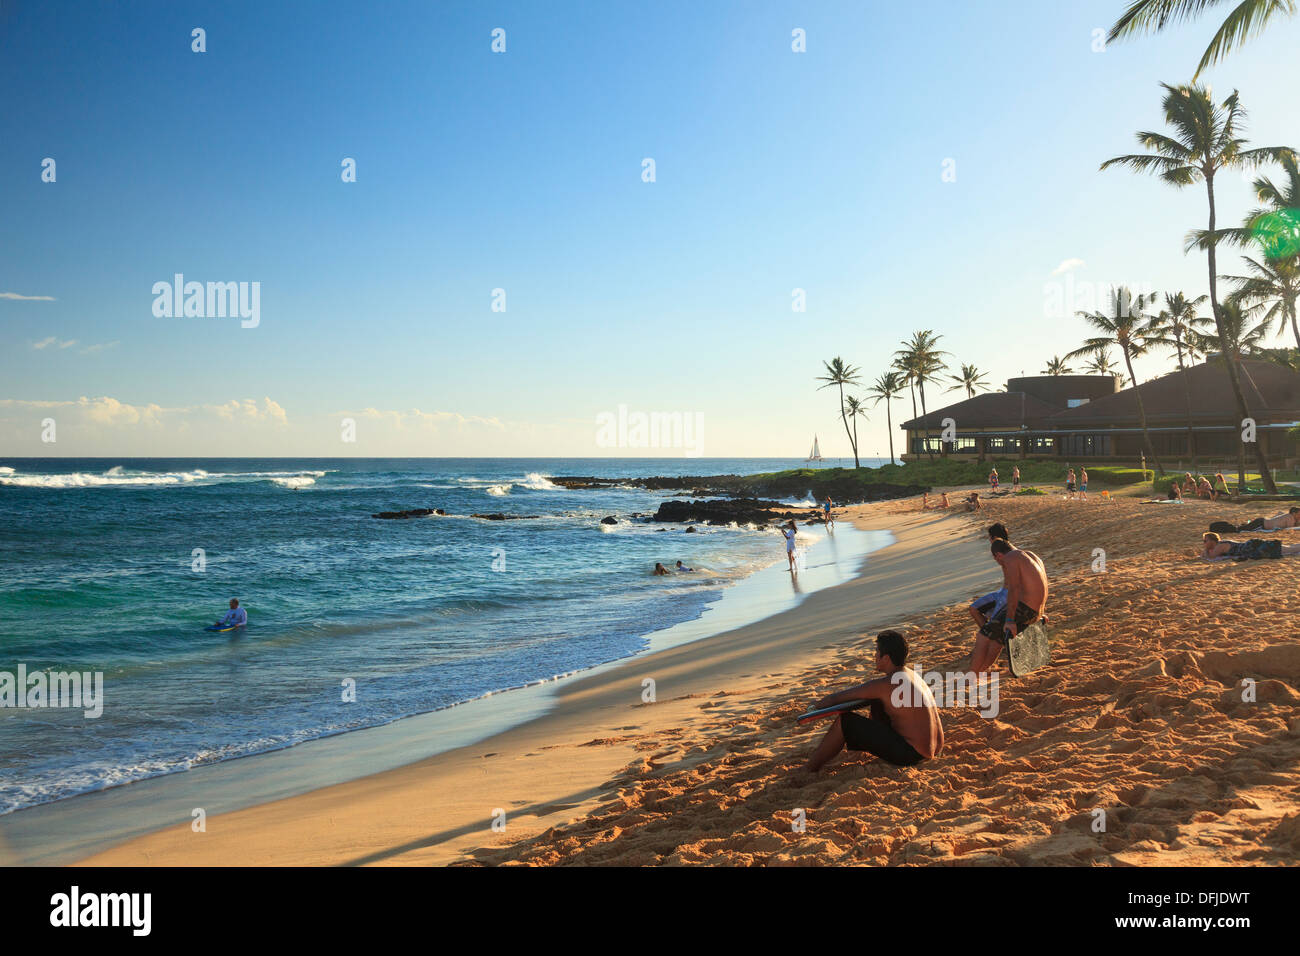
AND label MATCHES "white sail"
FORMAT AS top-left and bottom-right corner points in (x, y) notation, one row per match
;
(807, 435), (822, 461)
